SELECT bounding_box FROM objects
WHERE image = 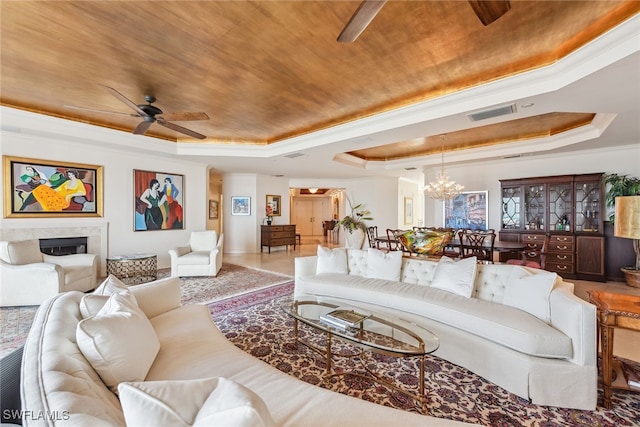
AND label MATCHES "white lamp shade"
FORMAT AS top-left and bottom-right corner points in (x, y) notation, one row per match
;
(614, 196), (640, 239)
